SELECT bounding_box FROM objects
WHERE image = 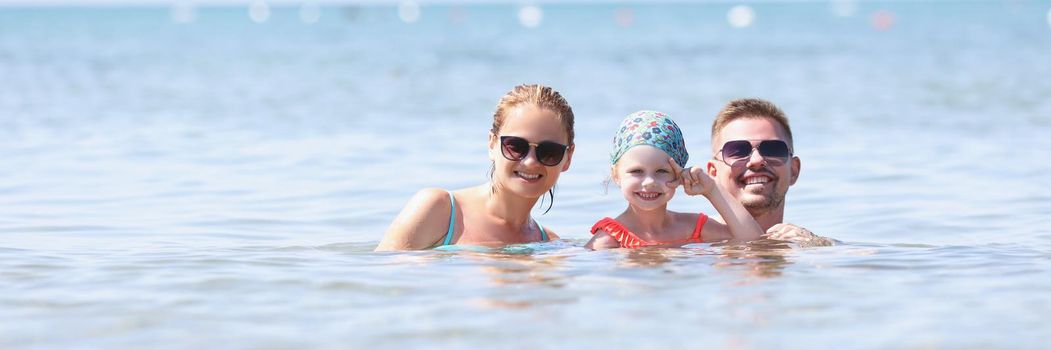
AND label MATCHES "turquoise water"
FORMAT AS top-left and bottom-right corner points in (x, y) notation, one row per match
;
(2, 2), (1051, 348)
